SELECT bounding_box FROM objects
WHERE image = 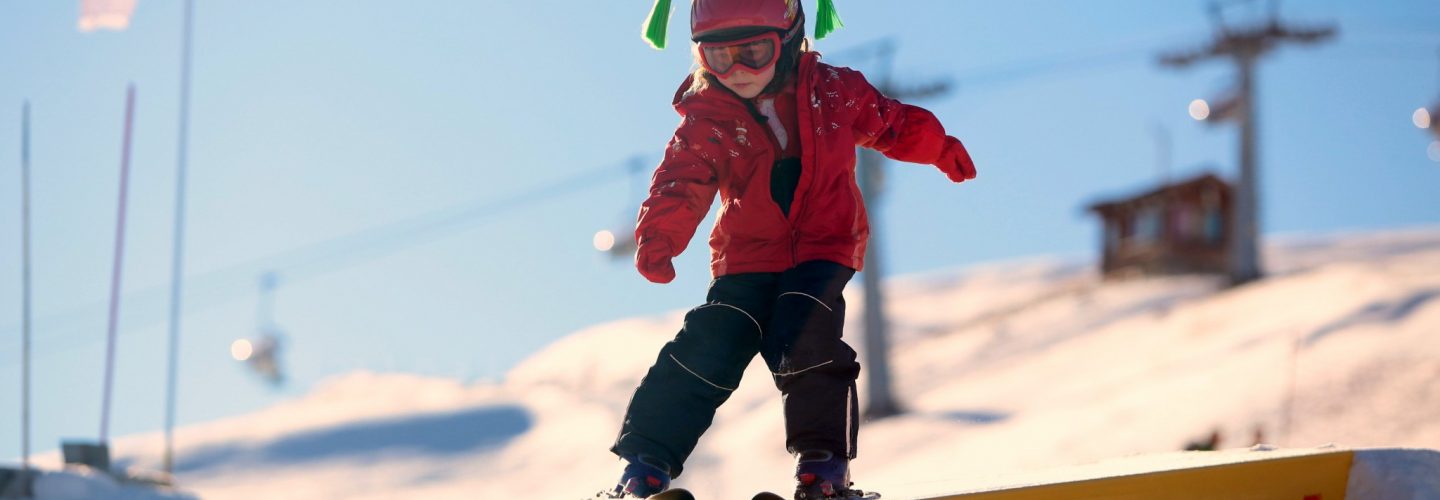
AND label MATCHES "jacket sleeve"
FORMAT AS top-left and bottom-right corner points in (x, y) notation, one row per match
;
(634, 124), (720, 258)
(848, 70), (952, 165)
